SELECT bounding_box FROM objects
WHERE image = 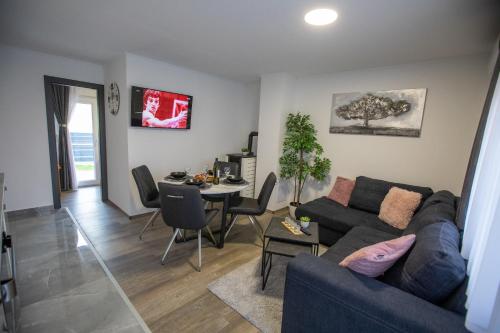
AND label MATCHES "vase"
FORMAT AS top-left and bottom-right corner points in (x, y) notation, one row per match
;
(289, 202), (301, 219)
